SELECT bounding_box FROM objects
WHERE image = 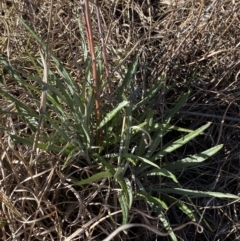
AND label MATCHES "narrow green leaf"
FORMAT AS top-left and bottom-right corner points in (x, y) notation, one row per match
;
(133, 80), (163, 111)
(74, 171), (113, 186)
(94, 155), (130, 205)
(152, 122), (211, 161)
(114, 169), (131, 207)
(161, 194), (196, 221)
(157, 188), (240, 199)
(19, 18), (42, 44)
(137, 190), (177, 241)
(123, 105), (132, 155)
(118, 191), (129, 226)
(97, 101), (129, 129)
(149, 123), (193, 133)
(62, 146), (76, 169)
(165, 90), (191, 123)
(123, 154), (160, 169)
(20, 18), (78, 94)
(145, 168), (178, 183)
(117, 60), (138, 100)
(137, 192), (168, 210)
(135, 111), (154, 156)
(163, 144), (223, 171)
(145, 129), (165, 159)
(159, 212), (178, 241)
(124, 178), (133, 209)
(0, 54), (23, 82)
(10, 134), (63, 152)
(178, 202), (195, 221)
(0, 89), (38, 118)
